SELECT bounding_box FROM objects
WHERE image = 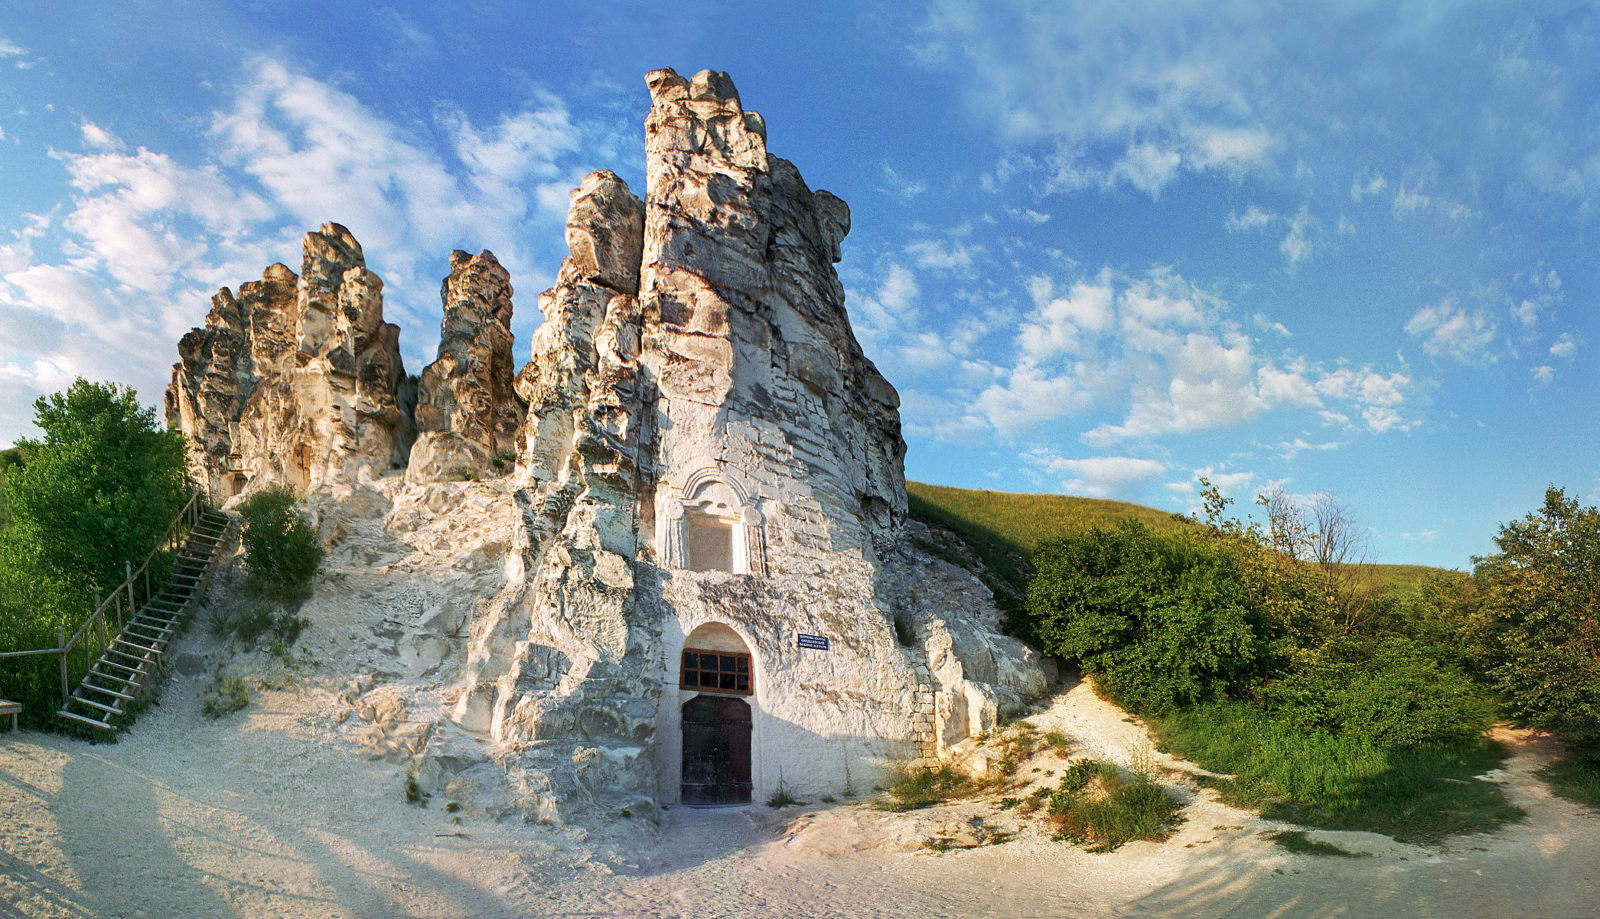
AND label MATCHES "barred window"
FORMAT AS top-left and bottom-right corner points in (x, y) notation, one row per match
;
(680, 650), (752, 695)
